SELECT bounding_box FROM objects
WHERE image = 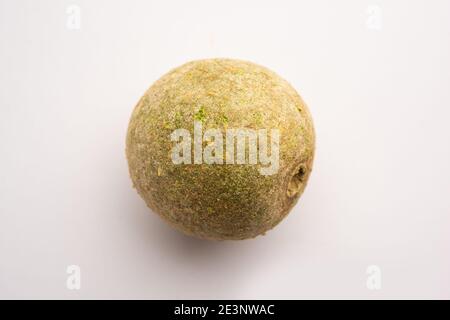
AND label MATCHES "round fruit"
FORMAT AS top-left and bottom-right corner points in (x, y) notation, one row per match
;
(126, 59), (315, 240)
